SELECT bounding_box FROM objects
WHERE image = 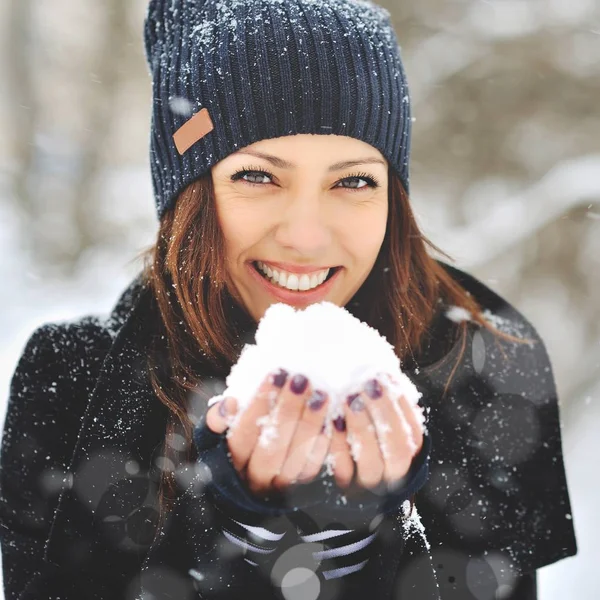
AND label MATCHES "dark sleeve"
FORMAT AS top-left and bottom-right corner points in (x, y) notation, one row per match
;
(193, 413), (431, 529)
(509, 572), (537, 600)
(413, 301), (577, 599)
(0, 323), (114, 600)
